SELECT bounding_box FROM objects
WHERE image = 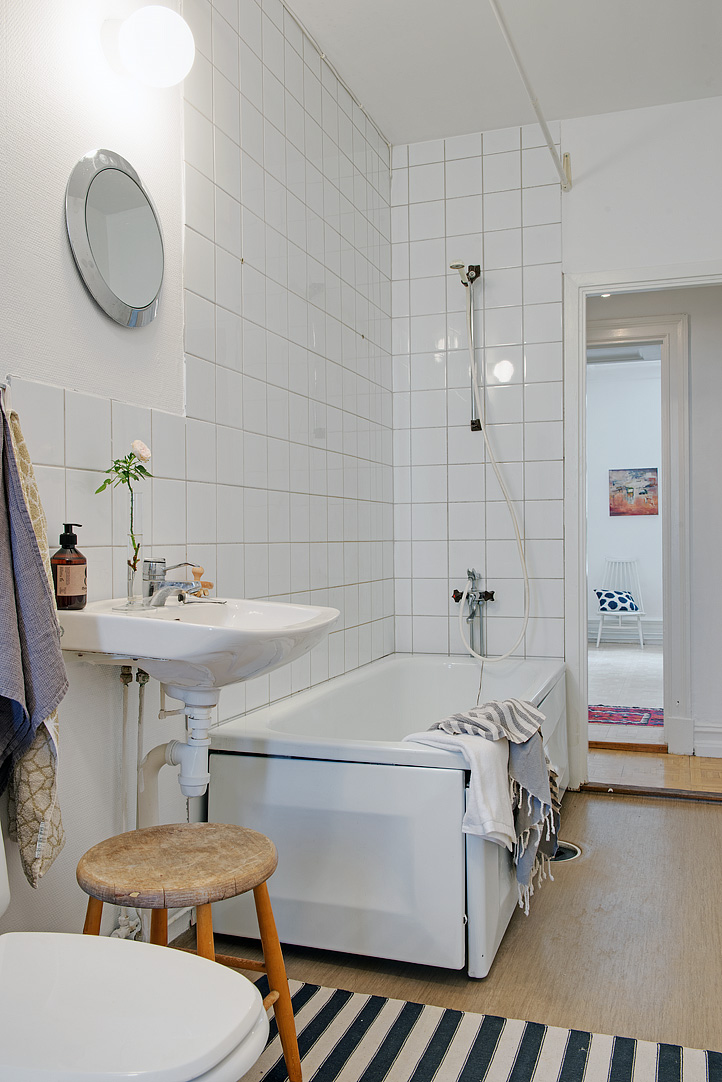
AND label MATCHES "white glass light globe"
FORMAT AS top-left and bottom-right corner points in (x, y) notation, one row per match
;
(493, 359), (515, 384)
(118, 6), (195, 88)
